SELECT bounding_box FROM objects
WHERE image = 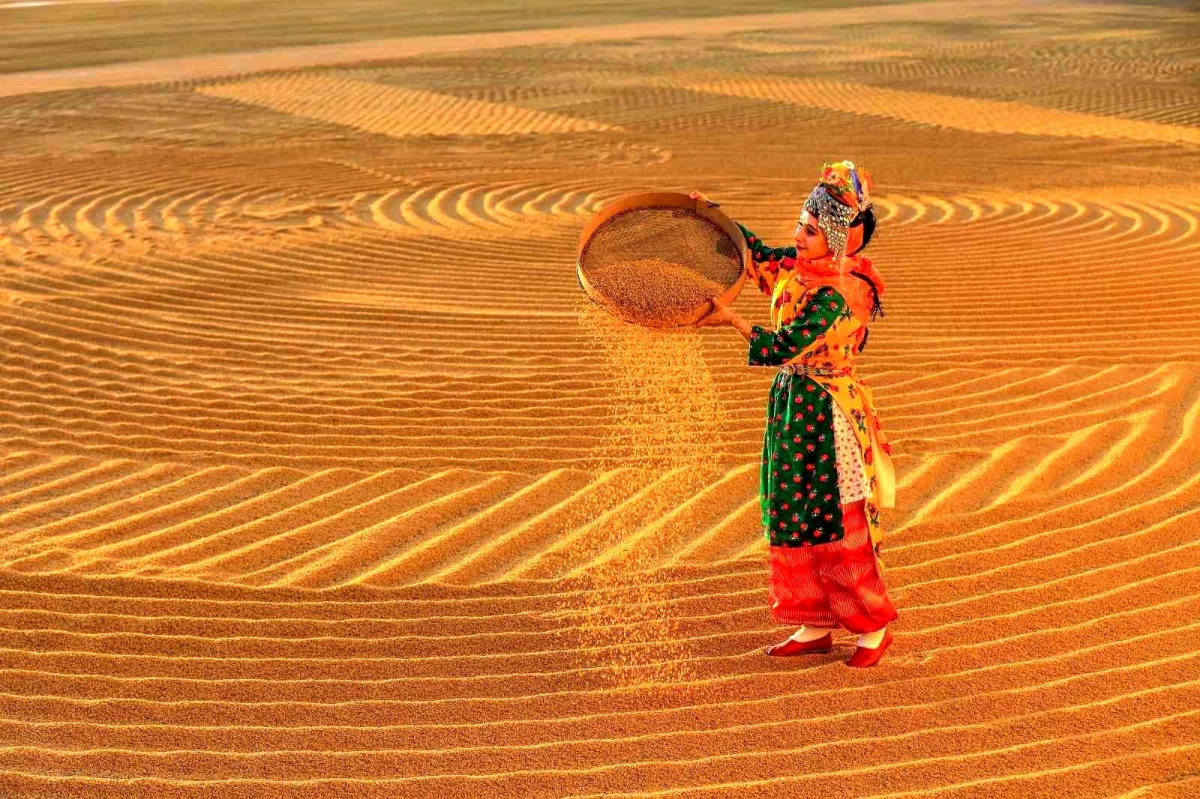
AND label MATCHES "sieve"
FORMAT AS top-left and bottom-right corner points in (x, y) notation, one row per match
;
(576, 192), (748, 328)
